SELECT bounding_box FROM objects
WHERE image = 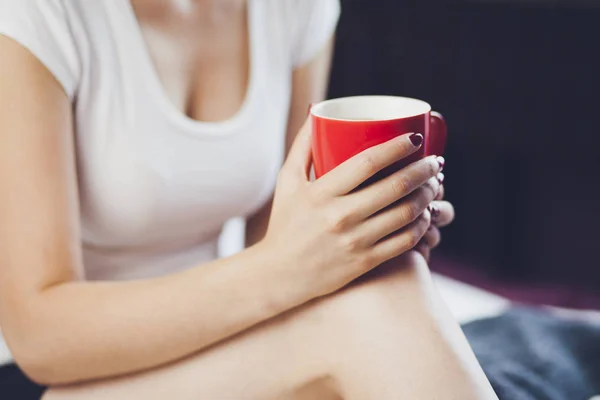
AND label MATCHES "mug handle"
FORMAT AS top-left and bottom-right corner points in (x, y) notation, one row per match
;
(428, 111), (448, 156)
